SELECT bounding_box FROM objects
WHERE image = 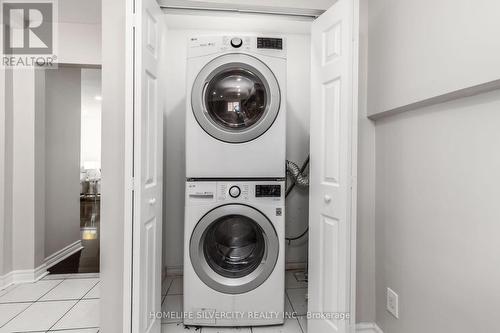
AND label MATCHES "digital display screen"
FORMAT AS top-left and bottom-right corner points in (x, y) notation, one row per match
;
(255, 185), (281, 197)
(257, 37), (283, 50)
